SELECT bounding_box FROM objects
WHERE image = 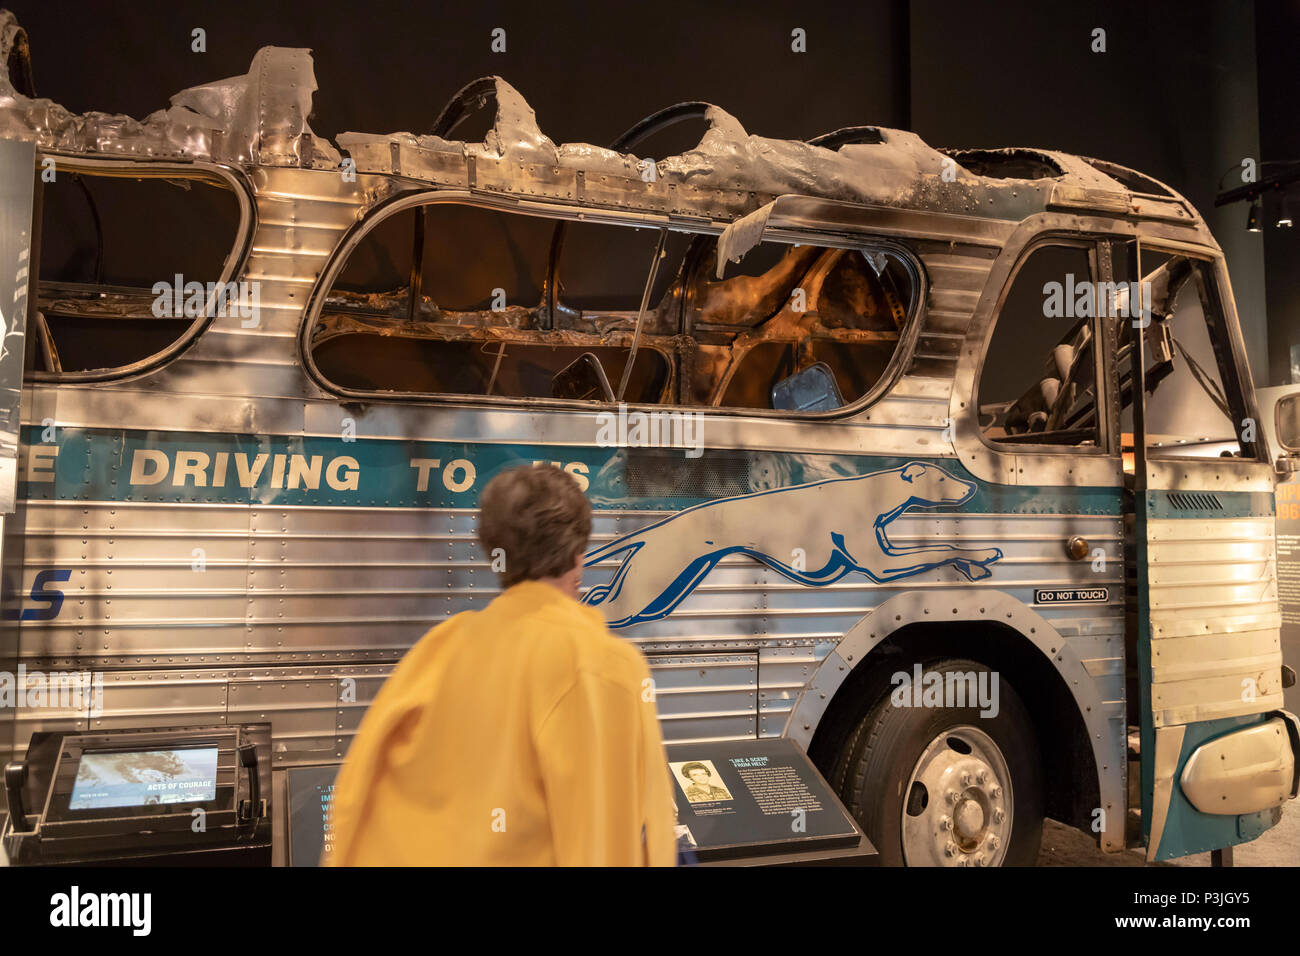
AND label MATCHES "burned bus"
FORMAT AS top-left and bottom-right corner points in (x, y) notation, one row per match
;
(1, 10), (1296, 866)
